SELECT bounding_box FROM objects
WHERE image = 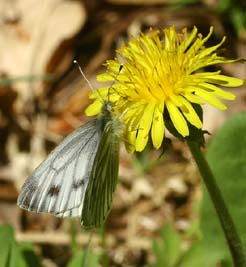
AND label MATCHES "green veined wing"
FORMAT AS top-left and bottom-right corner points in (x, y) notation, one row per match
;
(82, 111), (123, 227)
